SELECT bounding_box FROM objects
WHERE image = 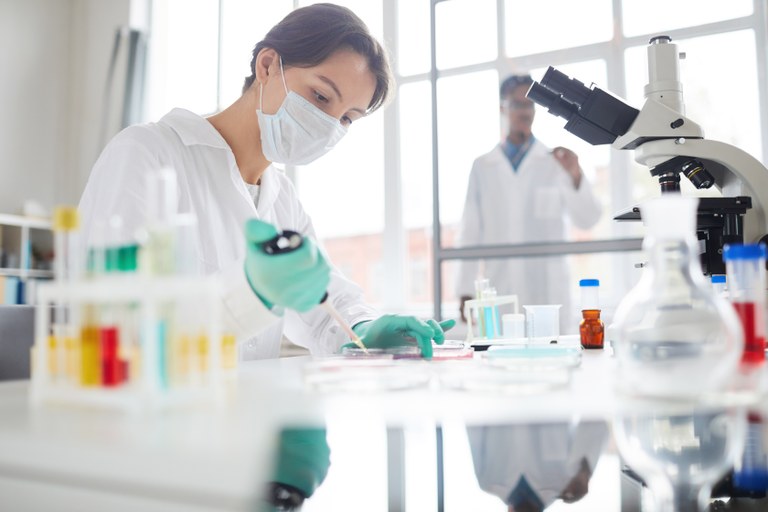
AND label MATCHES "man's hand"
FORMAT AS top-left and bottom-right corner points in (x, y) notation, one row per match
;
(552, 146), (582, 189)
